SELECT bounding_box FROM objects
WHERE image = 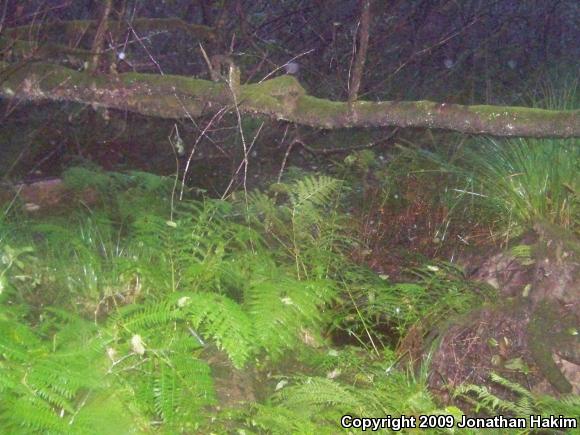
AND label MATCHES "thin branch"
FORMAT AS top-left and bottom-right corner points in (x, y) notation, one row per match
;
(292, 128), (399, 157)
(180, 106), (228, 200)
(276, 124), (291, 183)
(221, 122), (264, 200)
(259, 49), (314, 83)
